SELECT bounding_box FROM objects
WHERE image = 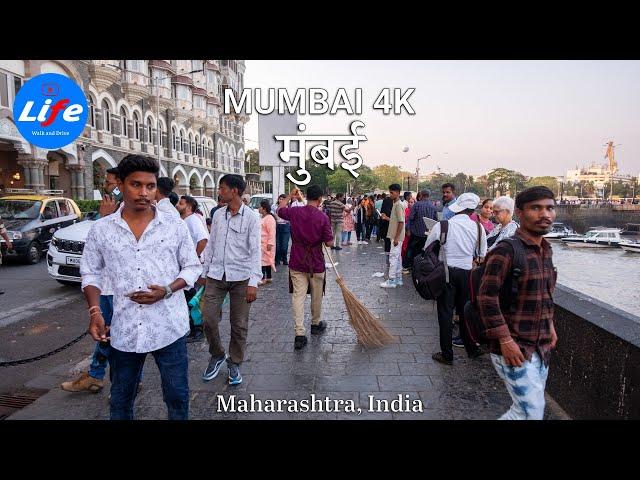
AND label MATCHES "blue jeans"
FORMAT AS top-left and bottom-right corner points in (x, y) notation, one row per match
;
(275, 223), (291, 264)
(491, 352), (549, 420)
(341, 231), (352, 244)
(88, 295), (113, 381)
(109, 336), (189, 420)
